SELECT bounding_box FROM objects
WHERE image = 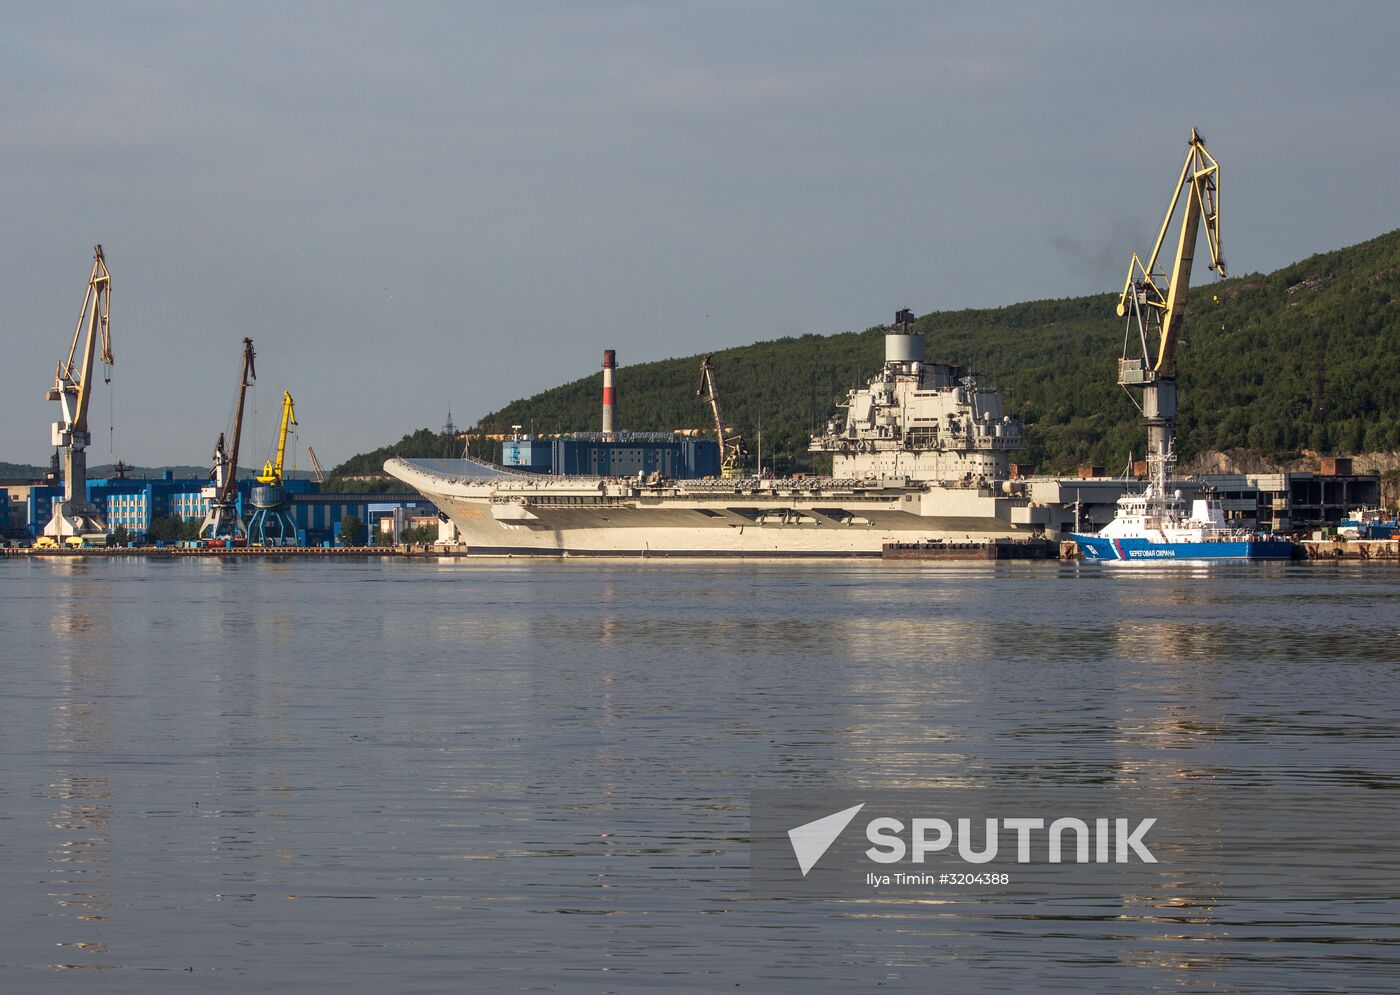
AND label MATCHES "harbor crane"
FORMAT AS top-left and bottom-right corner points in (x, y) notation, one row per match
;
(1116, 128), (1225, 483)
(696, 354), (744, 479)
(199, 338), (256, 544)
(248, 391), (300, 545)
(43, 246), (113, 541)
(257, 392), (298, 486)
(306, 445), (326, 484)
